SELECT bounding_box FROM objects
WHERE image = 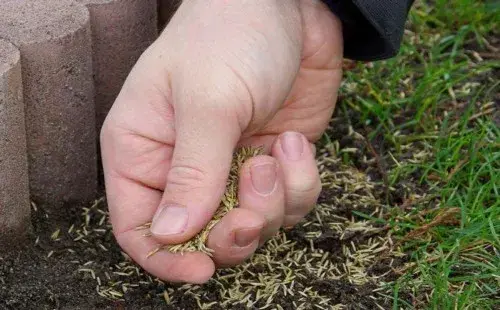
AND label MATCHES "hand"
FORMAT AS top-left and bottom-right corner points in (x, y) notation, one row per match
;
(100, 0), (343, 284)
